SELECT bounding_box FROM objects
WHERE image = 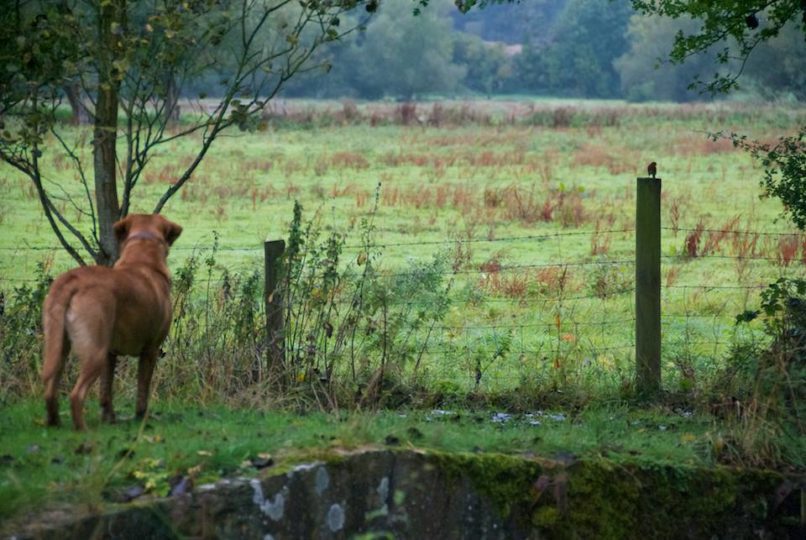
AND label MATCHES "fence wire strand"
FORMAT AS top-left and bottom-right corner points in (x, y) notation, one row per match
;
(2, 222), (803, 391)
